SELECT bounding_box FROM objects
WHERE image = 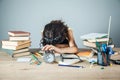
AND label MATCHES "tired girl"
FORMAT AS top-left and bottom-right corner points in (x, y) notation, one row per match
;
(41, 20), (78, 54)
